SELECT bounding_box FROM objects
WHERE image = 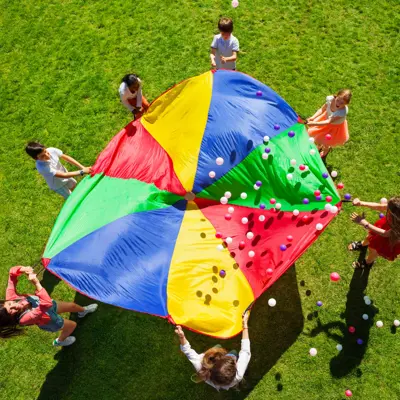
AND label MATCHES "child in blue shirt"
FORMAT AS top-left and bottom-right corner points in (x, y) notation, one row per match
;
(210, 18), (240, 70)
